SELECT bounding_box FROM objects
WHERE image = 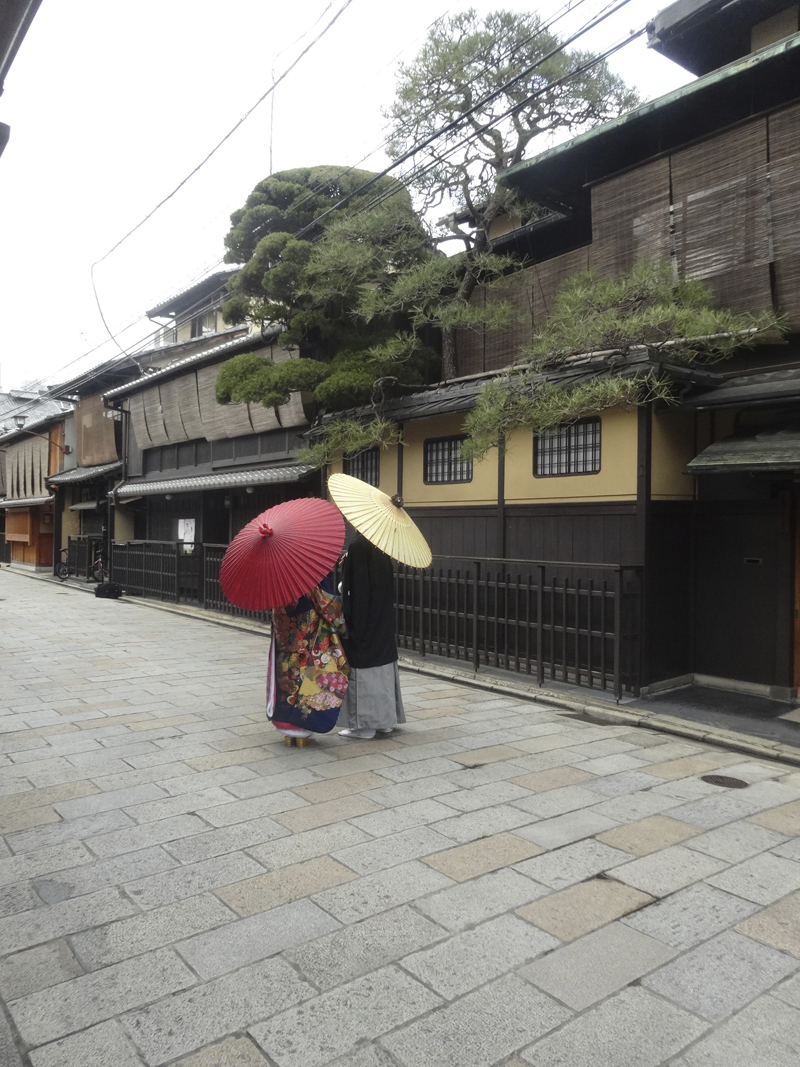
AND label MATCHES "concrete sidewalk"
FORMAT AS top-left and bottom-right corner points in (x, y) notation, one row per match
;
(1, 568), (800, 1066)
